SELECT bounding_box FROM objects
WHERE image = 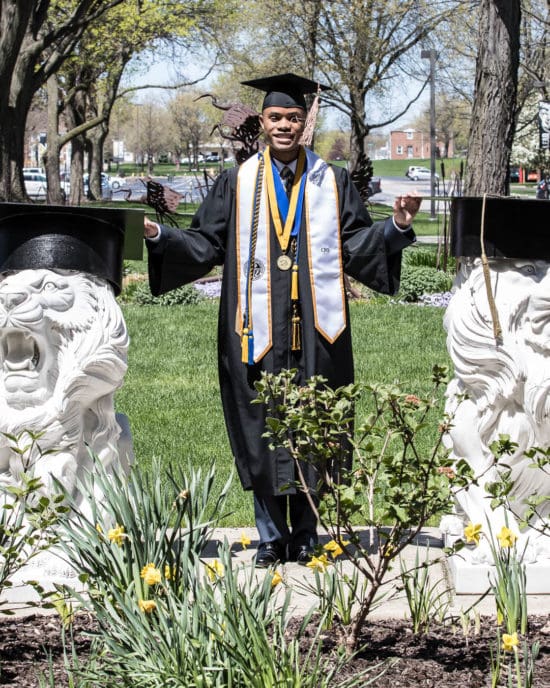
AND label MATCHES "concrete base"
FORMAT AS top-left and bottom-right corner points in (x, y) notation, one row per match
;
(0, 549), (83, 608)
(447, 553), (550, 595)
